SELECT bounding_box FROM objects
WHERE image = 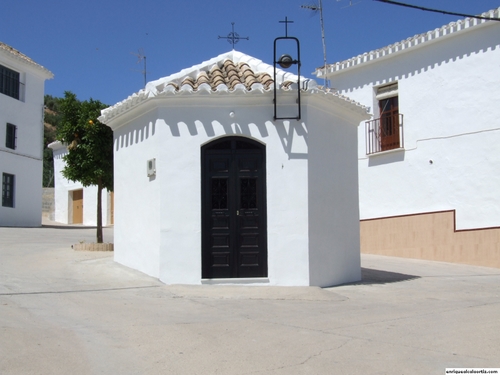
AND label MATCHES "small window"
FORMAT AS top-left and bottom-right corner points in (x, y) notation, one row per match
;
(2, 173), (14, 208)
(0, 64), (20, 100)
(6, 123), (16, 149)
